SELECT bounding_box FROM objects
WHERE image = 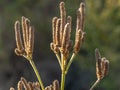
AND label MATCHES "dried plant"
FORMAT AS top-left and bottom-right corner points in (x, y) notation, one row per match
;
(11, 1), (110, 90)
(90, 49), (109, 90)
(14, 16), (44, 90)
(10, 77), (59, 90)
(50, 2), (85, 90)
